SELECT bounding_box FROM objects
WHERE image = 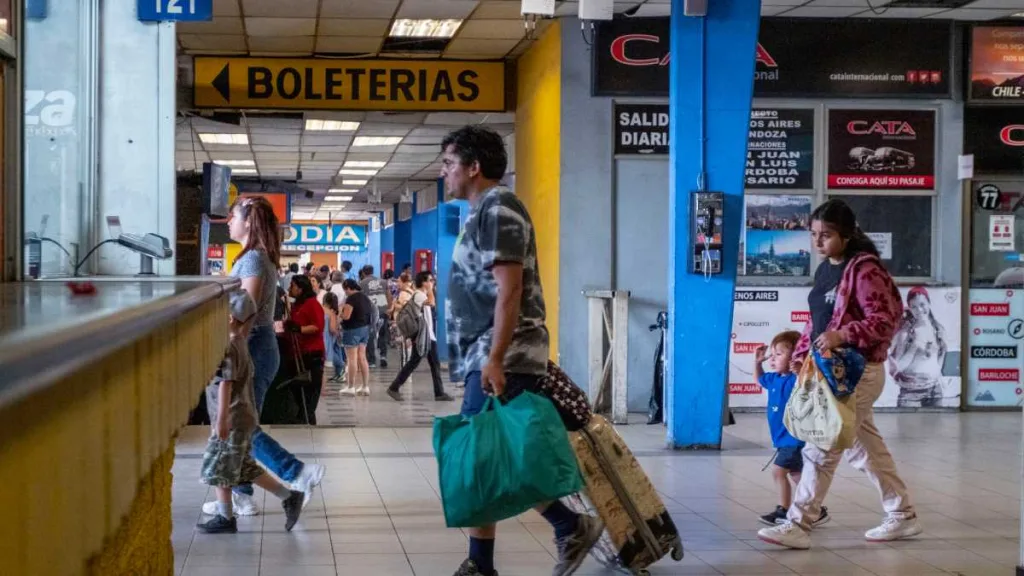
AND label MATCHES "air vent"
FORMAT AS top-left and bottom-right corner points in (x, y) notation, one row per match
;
(380, 37), (451, 54)
(885, 0), (973, 8)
